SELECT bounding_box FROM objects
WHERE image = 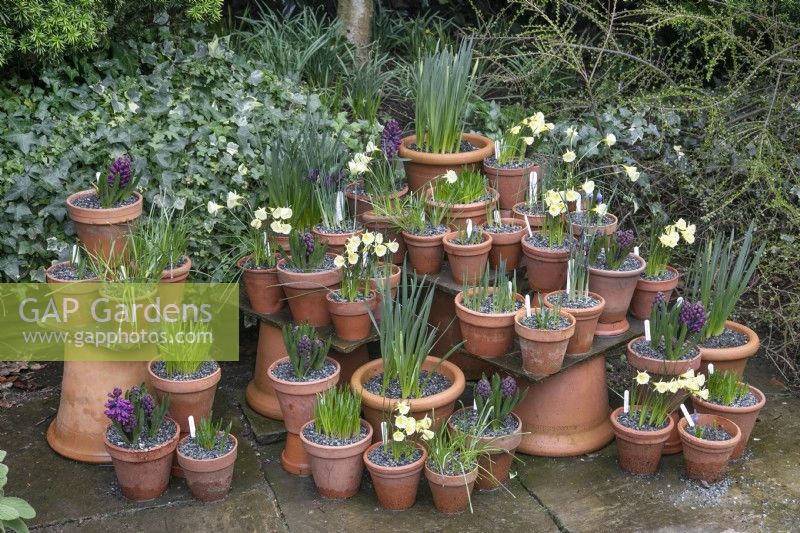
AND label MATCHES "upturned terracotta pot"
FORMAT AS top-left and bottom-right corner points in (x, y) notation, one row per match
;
(699, 321), (760, 377)
(275, 257), (342, 327)
(424, 463), (479, 514)
(442, 231), (493, 285)
(66, 189), (143, 261)
(161, 256), (192, 283)
(300, 419), (373, 499)
(268, 356), (341, 476)
(485, 218), (526, 271)
(630, 266), (680, 320)
(570, 213), (618, 237)
(402, 230), (448, 274)
(147, 361), (221, 436)
(245, 323), (286, 420)
(484, 161), (541, 210)
(692, 384), (765, 459)
(103, 418), (179, 501)
(515, 308), (576, 376)
(588, 254), (646, 336)
(351, 357), (466, 443)
(311, 227), (364, 255)
(521, 235), (570, 296)
(425, 188), (499, 230)
(543, 291), (606, 355)
(326, 291), (378, 341)
(363, 442), (427, 510)
(345, 181), (409, 222)
(237, 255), (284, 315)
(362, 210), (406, 265)
(626, 336), (702, 375)
(454, 289), (523, 358)
(511, 203), (545, 230)
(177, 434), (238, 502)
(398, 133), (495, 192)
(610, 406), (674, 475)
(678, 414), (741, 483)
